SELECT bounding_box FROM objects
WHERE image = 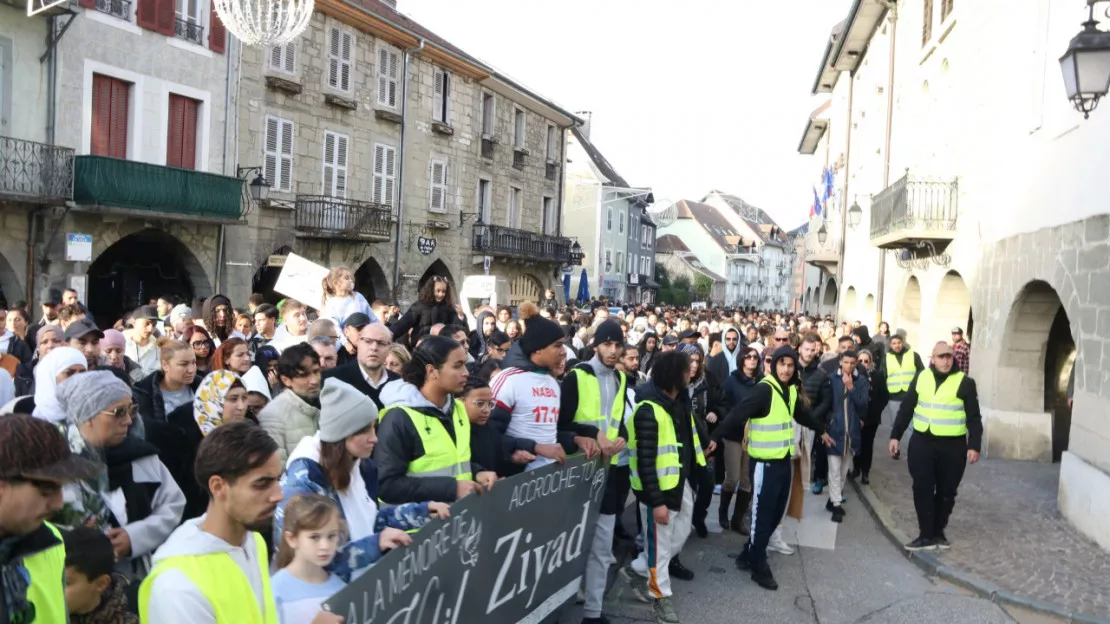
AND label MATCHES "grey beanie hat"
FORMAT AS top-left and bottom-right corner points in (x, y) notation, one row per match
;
(319, 378), (376, 443)
(57, 370), (132, 424)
